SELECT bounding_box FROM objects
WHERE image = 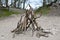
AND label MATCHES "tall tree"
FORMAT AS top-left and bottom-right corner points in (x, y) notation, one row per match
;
(0, 0), (1, 4)
(10, 0), (18, 8)
(18, 0), (20, 8)
(6, 0), (8, 7)
(0, 0), (1, 6)
(47, 0), (51, 3)
(11, 0), (13, 6)
(14, 0), (16, 7)
(23, 0), (26, 9)
(0, 0), (3, 7)
(14, 0), (18, 7)
(43, 0), (46, 7)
